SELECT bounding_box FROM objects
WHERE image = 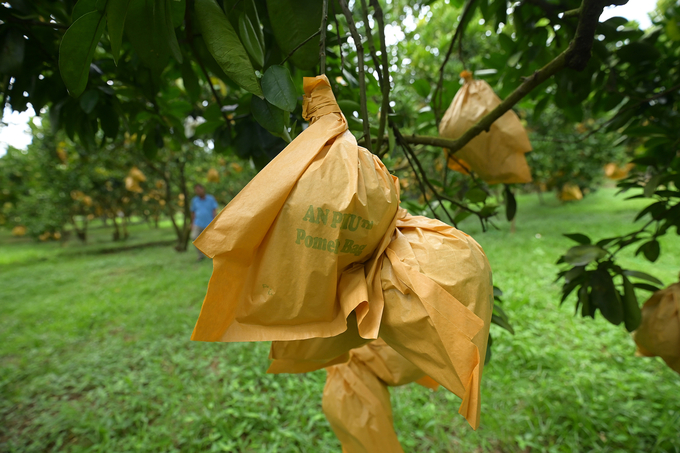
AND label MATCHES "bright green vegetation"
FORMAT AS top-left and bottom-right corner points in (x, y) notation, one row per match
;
(1, 188), (679, 452)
